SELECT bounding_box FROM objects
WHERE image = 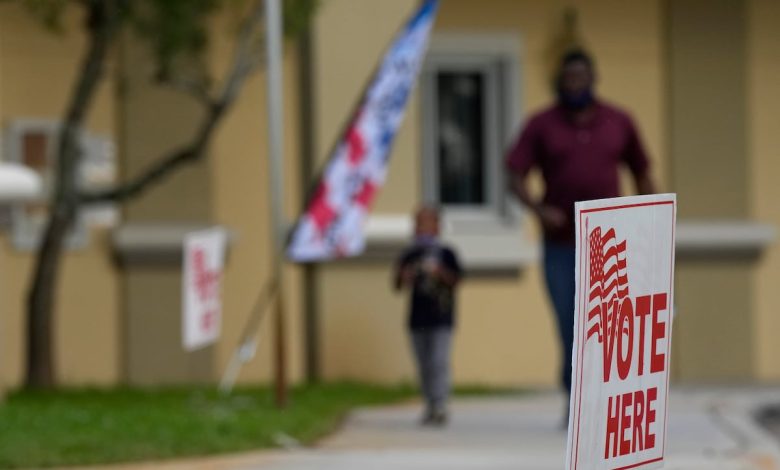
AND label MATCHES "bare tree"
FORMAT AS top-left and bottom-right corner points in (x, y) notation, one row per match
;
(18, 0), (317, 388)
